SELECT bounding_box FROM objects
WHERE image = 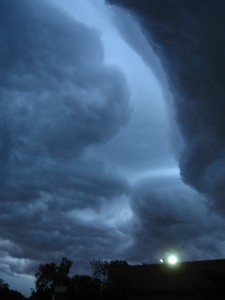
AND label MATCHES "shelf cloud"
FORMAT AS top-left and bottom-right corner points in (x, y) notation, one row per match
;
(1, 0), (225, 295)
